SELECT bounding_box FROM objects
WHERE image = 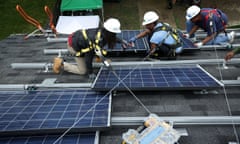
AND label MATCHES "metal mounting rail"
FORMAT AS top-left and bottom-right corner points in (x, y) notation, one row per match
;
(222, 80), (240, 86)
(45, 30), (240, 42)
(2, 80), (238, 90)
(111, 116), (240, 126)
(43, 43), (240, 54)
(200, 43), (240, 50)
(194, 32), (240, 39)
(47, 37), (68, 42)
(0, 78), (92, 90)
(11, 58), (240, 69)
